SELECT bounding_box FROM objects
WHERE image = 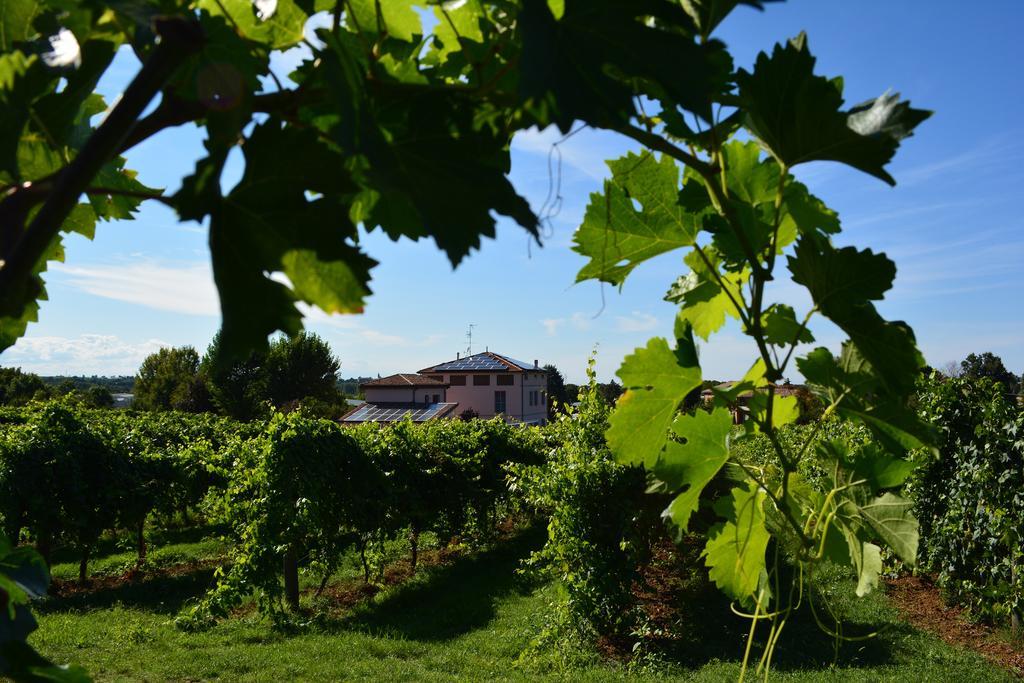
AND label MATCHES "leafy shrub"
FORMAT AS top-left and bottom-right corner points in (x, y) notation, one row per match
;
(908, 375), (1024, 624)
(508, 361), (651, 637)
